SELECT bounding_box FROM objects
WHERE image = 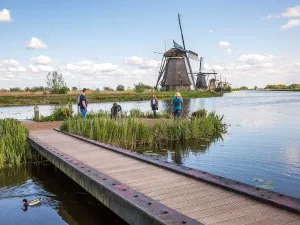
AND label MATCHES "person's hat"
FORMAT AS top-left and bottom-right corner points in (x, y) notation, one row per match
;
(175, 92), (181, 97)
